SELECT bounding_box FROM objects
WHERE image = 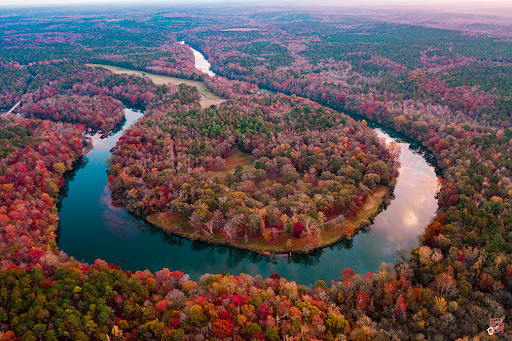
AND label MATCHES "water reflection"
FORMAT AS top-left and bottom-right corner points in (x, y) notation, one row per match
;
(58, 104), (438, 285)
(179, 40), (216, 77)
